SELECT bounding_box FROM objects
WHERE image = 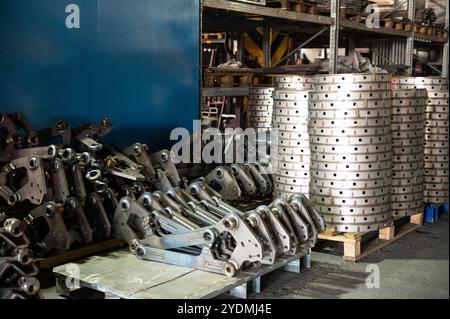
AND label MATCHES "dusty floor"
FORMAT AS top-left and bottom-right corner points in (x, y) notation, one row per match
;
(253, 216), (449, 299)
(42, 216), (449, 299)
